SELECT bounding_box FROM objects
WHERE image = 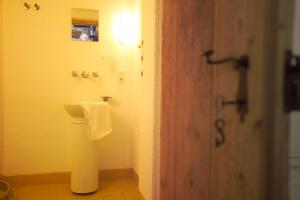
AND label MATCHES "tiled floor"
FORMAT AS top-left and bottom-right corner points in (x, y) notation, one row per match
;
(12, 179), (144, 200)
